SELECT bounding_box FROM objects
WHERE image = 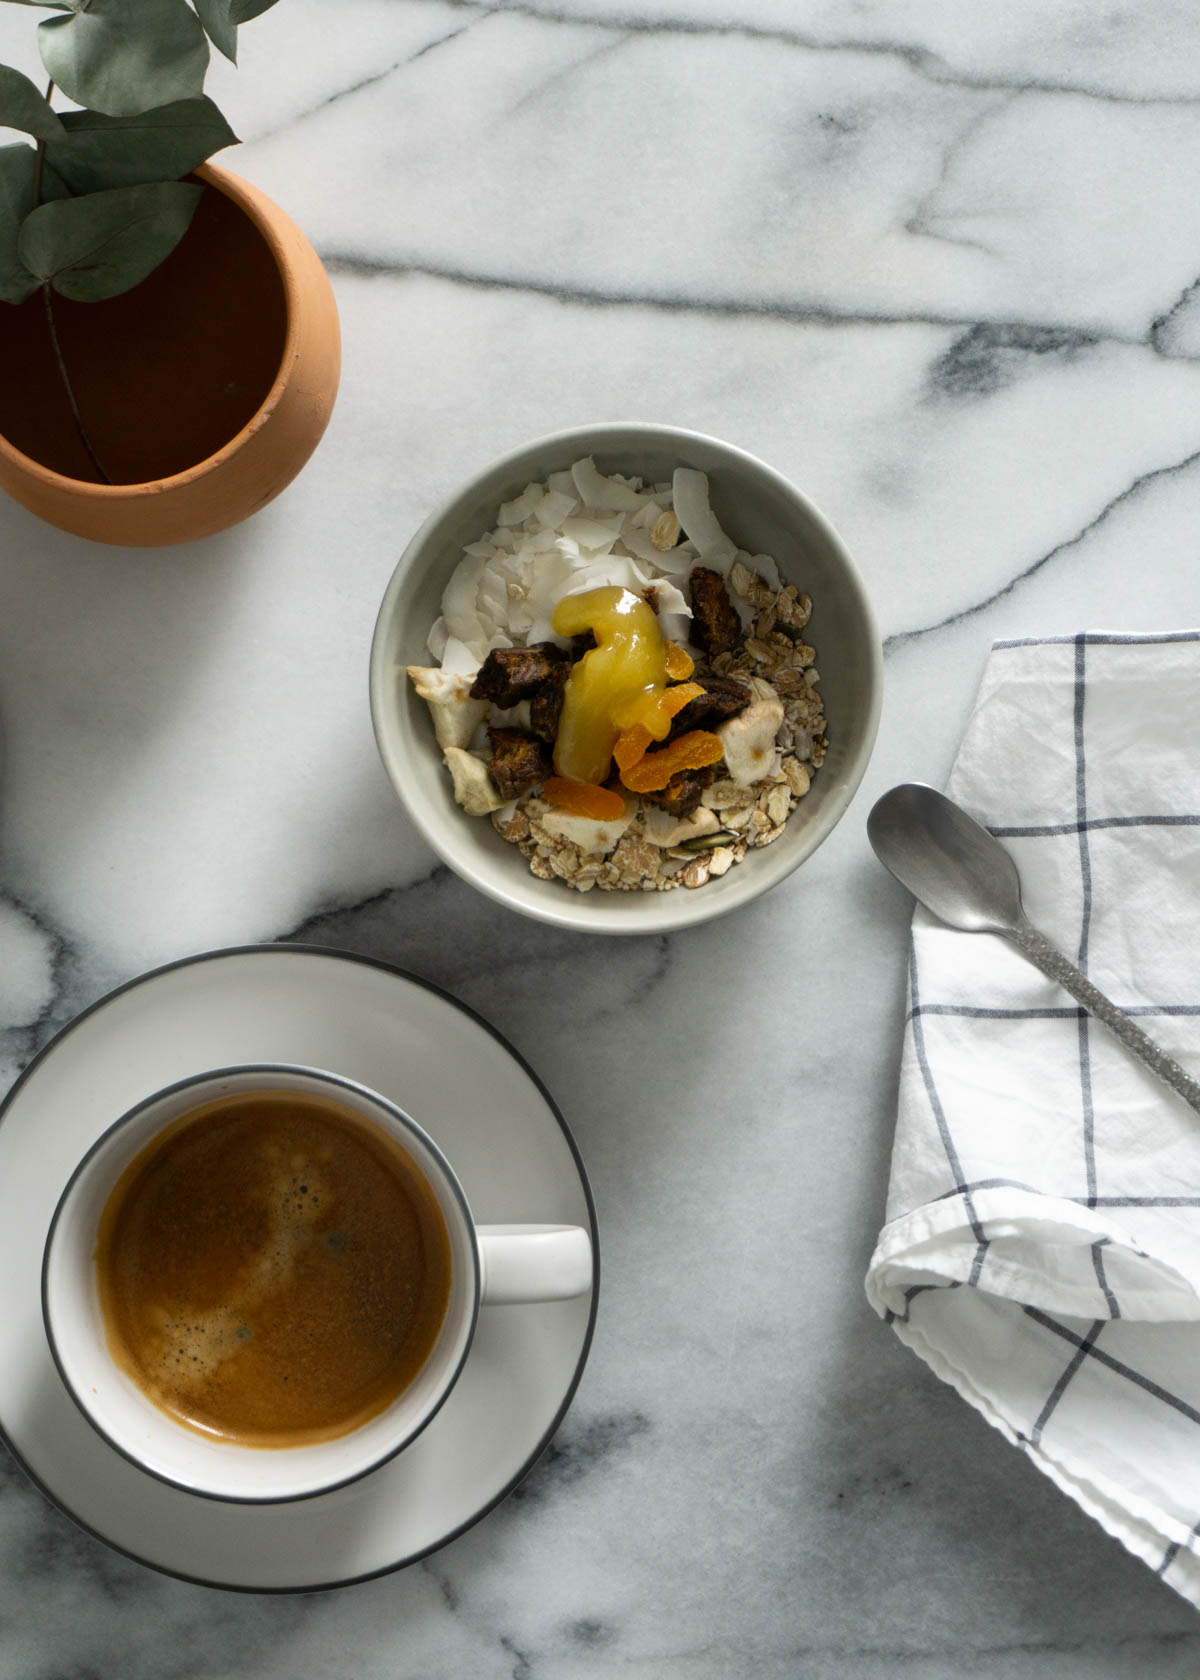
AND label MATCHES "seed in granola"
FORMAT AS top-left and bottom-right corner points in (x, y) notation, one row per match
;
(681, 860), (710, 889)
(677, 829), (737, 853)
